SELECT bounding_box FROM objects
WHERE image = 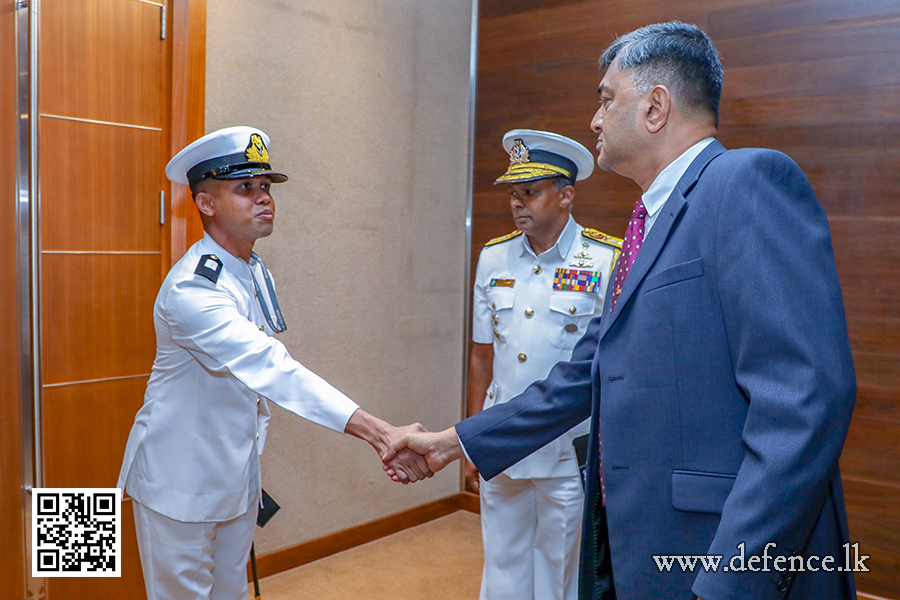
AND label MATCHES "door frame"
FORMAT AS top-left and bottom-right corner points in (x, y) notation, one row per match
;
(9, 0), (206, 596)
